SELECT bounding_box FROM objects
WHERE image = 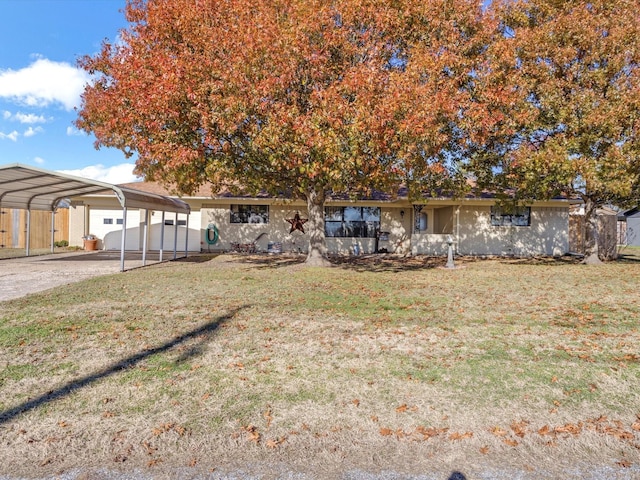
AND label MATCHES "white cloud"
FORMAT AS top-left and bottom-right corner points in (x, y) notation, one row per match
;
(2, 111), (10, 120)
(0, 130), (19, 141)
(58, 163), (141, 185)
(15, 112), (47, 124)
(34, 157), (45, 165)
(0, 58), (90, 111)
(66, 126), (85, 136)
(23, 126), (44, 137)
